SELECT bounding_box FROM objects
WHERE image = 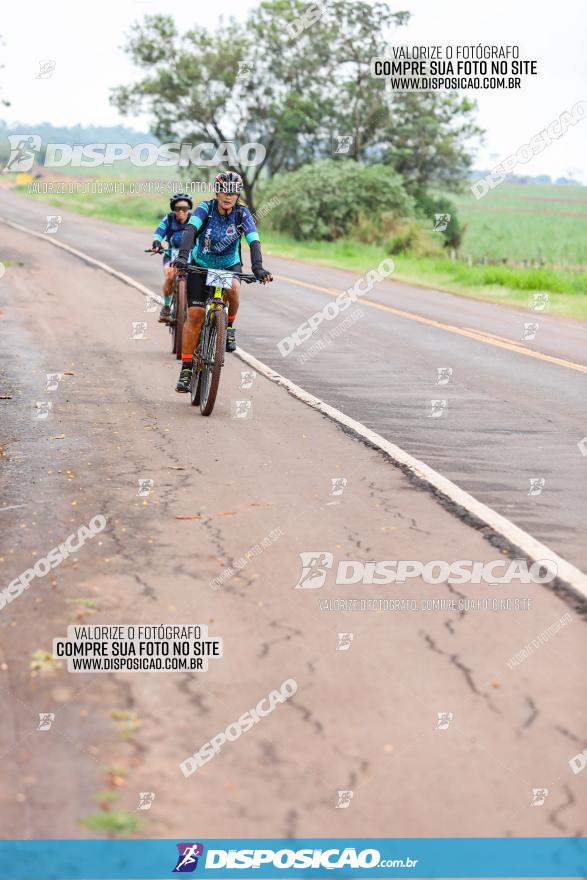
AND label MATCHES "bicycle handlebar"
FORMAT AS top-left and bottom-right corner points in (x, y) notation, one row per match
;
(144, 250), (261, 284)
(179, 265), (258, 284)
